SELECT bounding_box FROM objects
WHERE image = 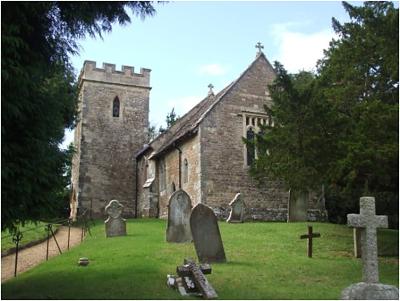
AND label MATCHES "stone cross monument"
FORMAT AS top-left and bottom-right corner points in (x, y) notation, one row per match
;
(104, 200), (127, 237)
(341, 196), (398, 300)
(348, 197), (388, 283)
